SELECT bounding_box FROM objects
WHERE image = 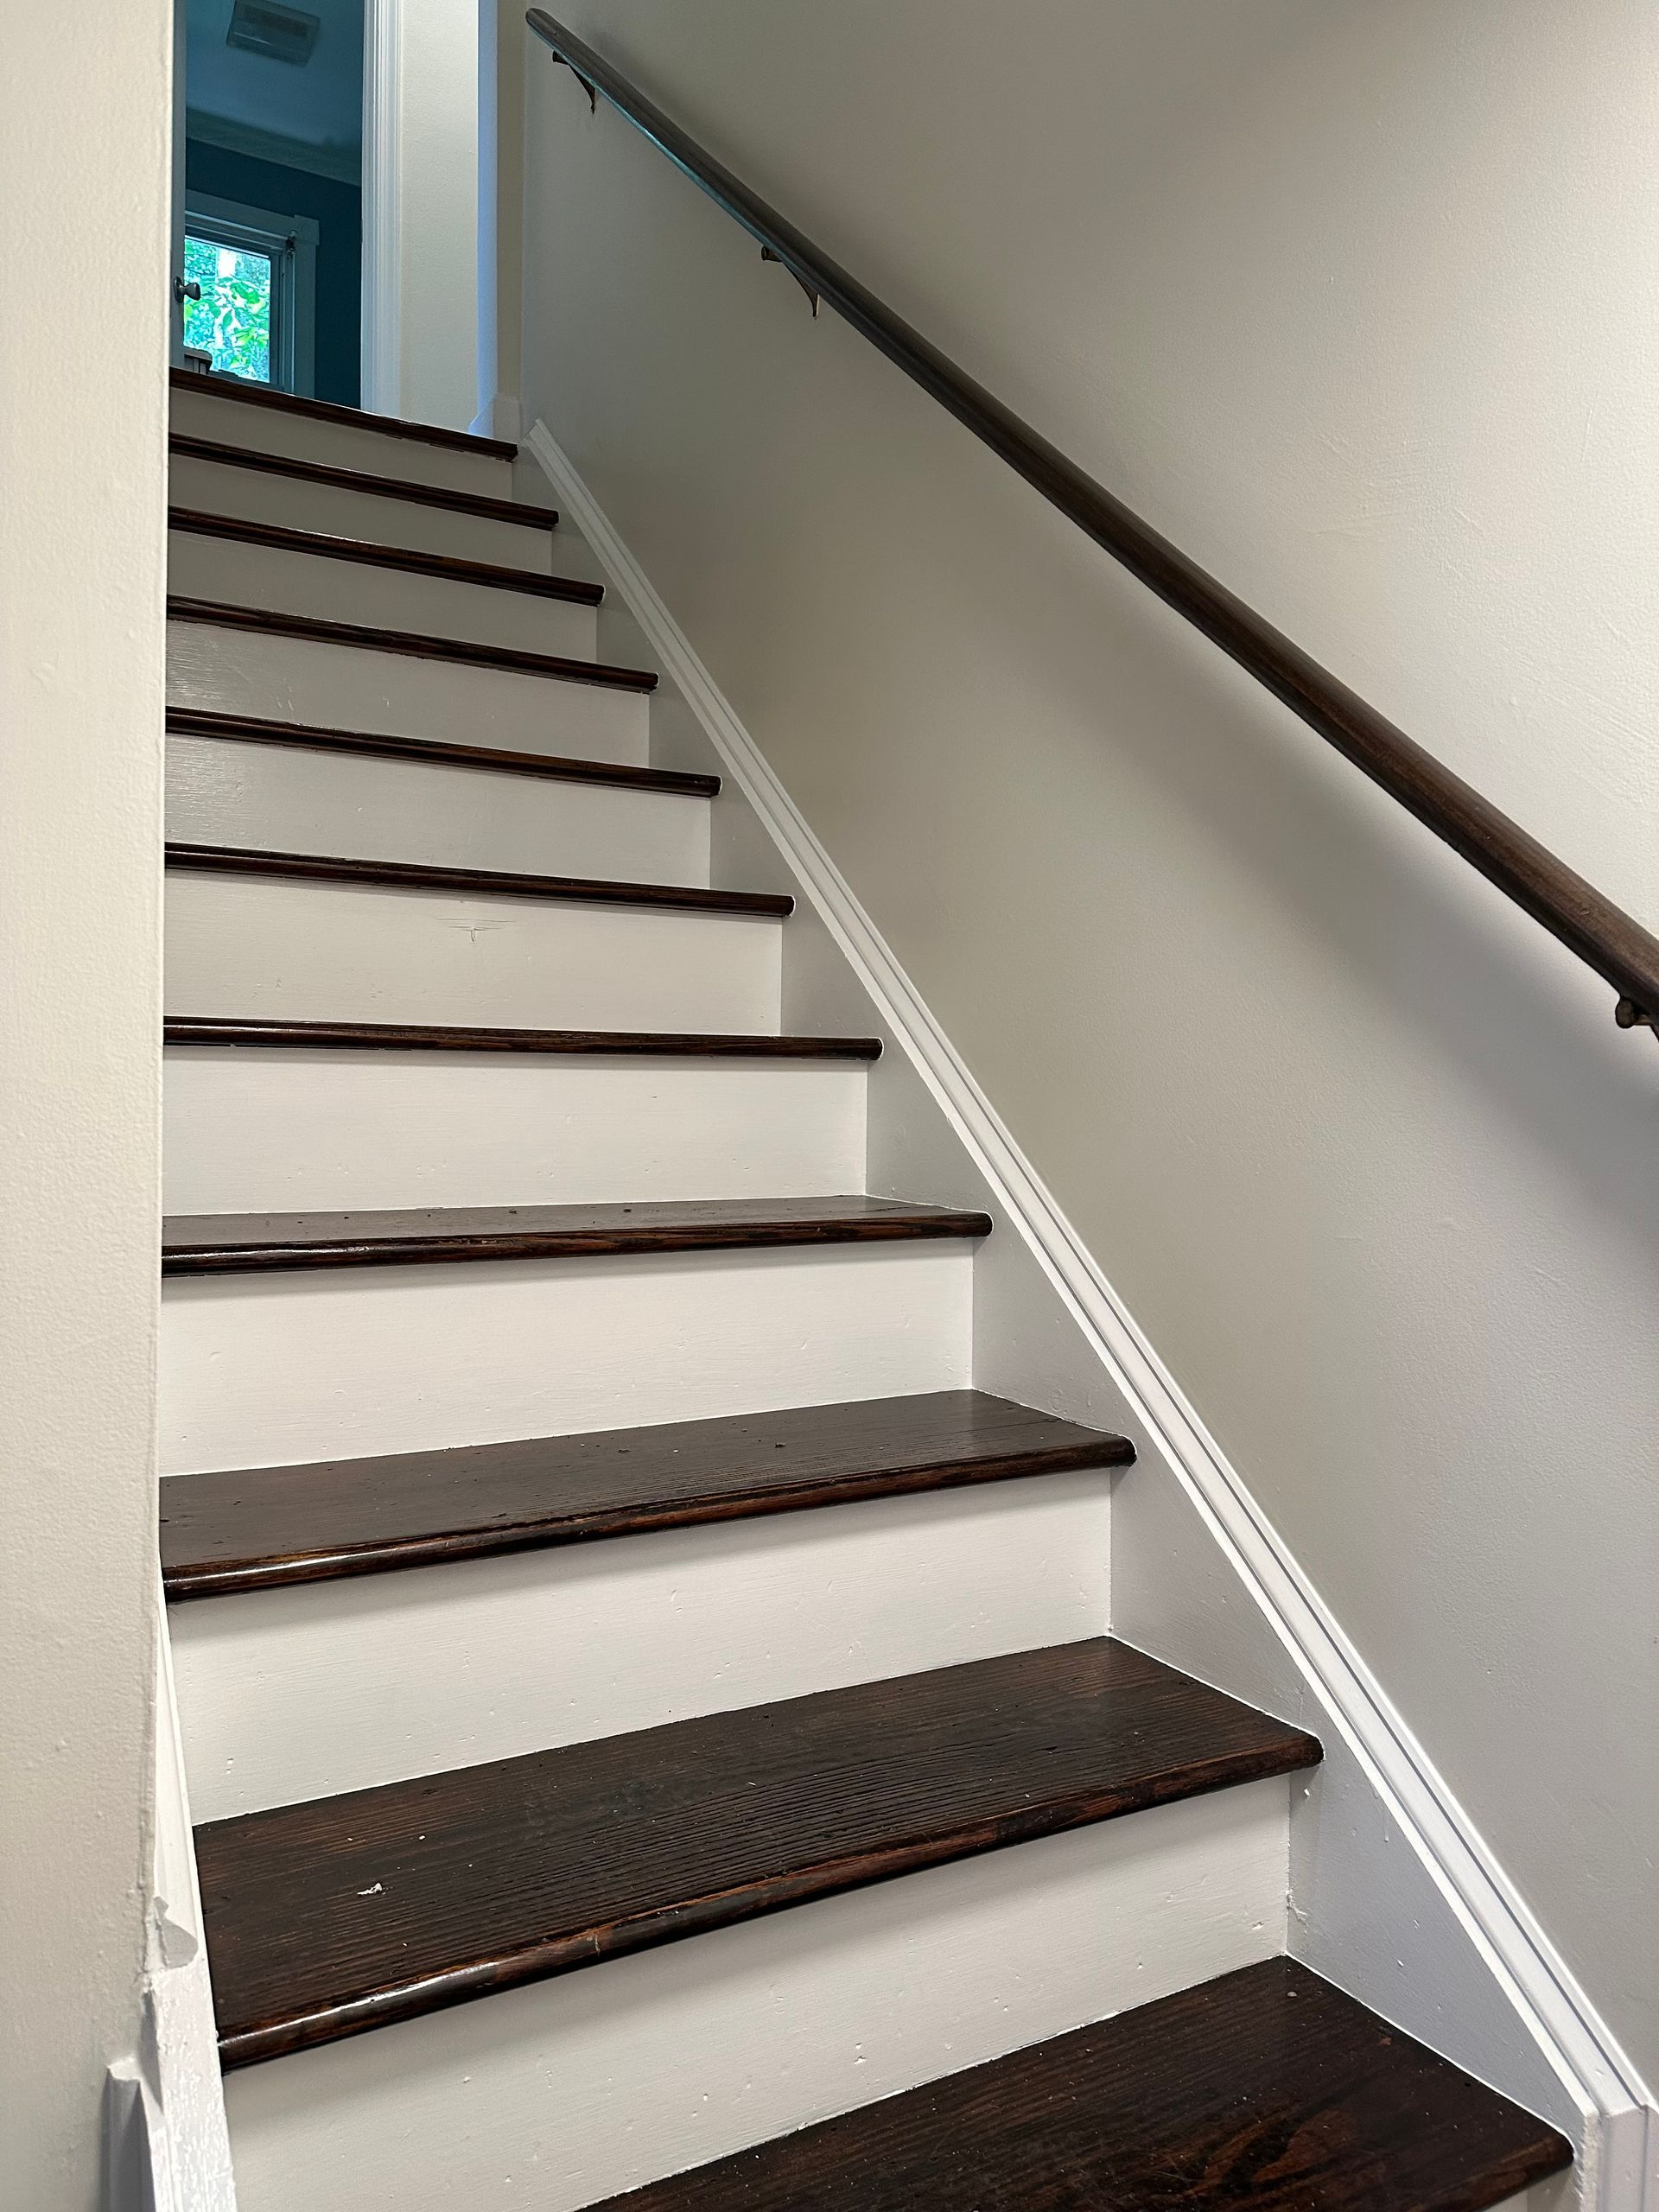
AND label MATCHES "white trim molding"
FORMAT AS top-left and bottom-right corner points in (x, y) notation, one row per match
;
(106, 1605), (237, 2212)
(525, 416), (1657, 2212)
(360, 0), (403, 416)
